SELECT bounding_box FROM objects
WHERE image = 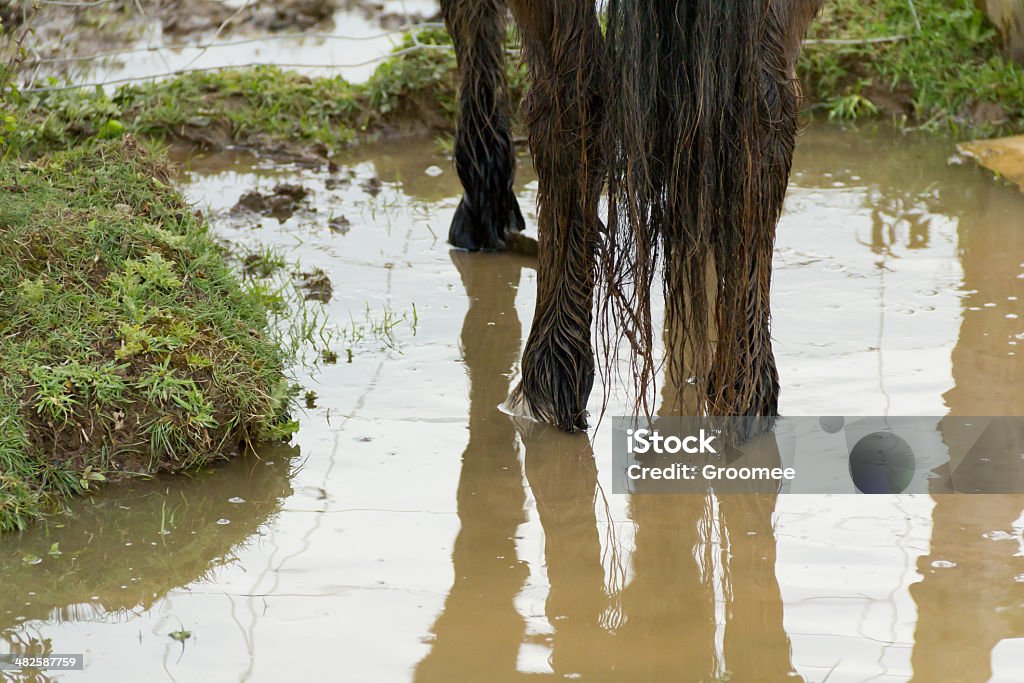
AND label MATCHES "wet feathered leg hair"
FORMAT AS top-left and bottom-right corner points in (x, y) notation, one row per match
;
(442, 0), (525, 251)
(504, 0), (608, 431)
(600, 0), (822, 427)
